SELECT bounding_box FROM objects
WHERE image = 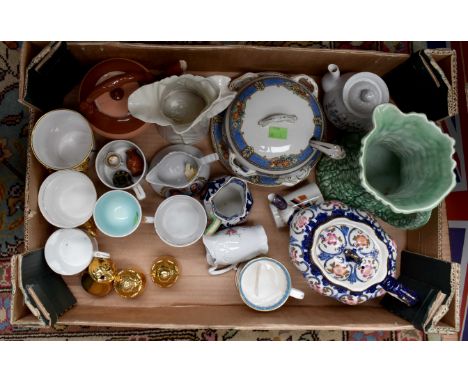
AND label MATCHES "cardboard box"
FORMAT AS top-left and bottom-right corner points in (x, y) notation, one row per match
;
(11, 42), (461, 333)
